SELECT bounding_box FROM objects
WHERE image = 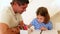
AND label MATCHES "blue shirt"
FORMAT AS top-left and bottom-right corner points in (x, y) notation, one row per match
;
(31, 18), (53, 30)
